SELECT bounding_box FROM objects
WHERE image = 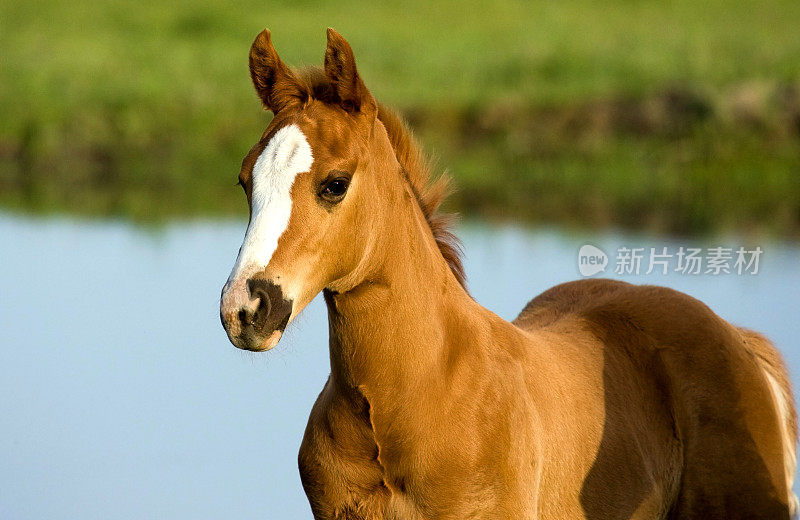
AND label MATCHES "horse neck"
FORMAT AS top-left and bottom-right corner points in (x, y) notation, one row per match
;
(323, 183), (484, 408)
